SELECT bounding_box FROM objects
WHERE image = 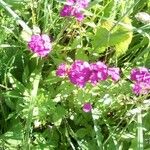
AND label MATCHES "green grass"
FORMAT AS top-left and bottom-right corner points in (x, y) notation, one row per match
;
(0, 0), (150, 149)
